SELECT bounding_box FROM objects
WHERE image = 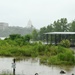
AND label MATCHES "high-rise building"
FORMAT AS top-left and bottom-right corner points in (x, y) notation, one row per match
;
(0, 22), (8, 30)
